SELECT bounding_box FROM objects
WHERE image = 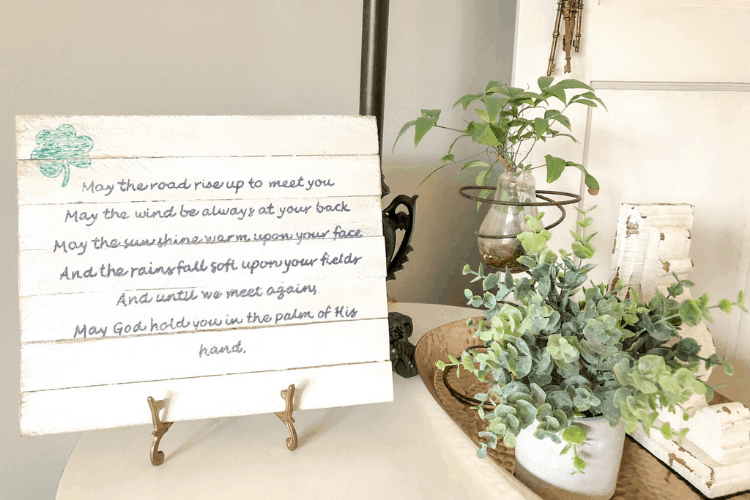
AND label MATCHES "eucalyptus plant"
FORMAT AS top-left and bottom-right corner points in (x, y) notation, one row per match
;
(438, 209), (745, 473)
(393, 77), (605, 202)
